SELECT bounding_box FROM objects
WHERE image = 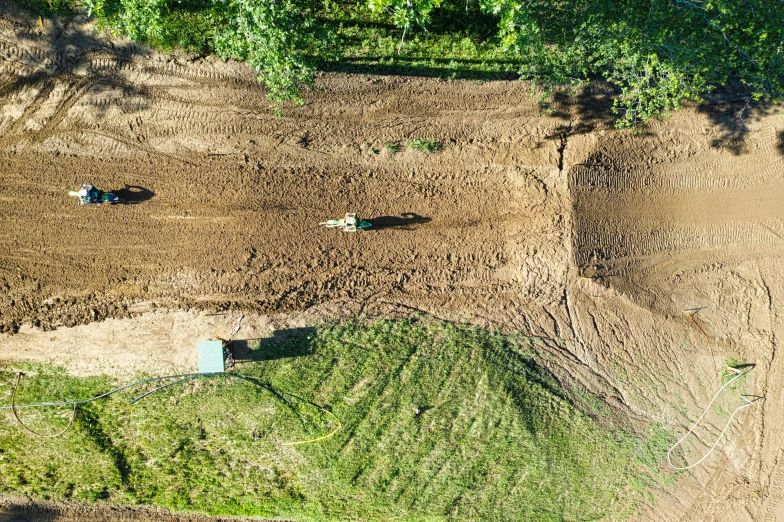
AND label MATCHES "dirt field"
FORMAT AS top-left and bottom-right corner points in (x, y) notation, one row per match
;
(1, 6), (784, 521)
